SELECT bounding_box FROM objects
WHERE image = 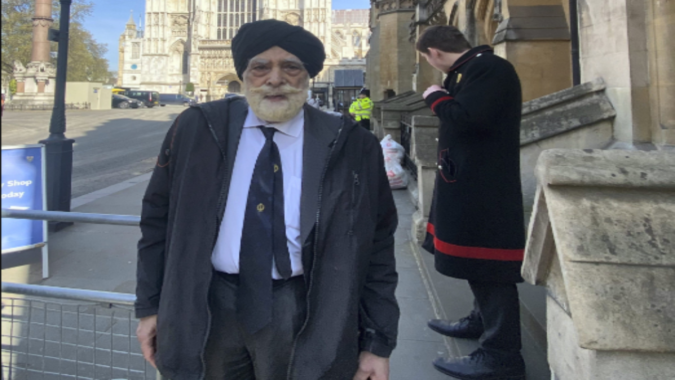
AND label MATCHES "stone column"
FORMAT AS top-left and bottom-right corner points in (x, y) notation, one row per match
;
(647, 0), (675, 146)
(31, 0), (53, 63)
(578, 0), (653, 146)
(492, 2), (572, 102)
(410, 115), (440, 244)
